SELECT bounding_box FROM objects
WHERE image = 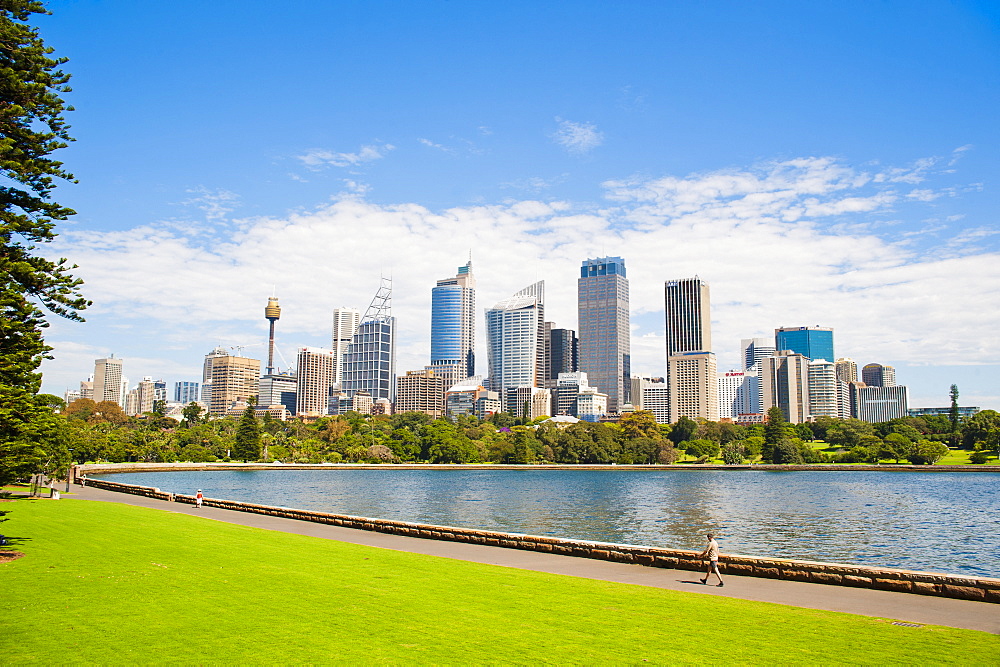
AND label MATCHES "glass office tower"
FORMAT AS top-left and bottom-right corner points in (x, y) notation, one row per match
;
(577, 257), (630, 412)
(775, 326), (834, 362)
